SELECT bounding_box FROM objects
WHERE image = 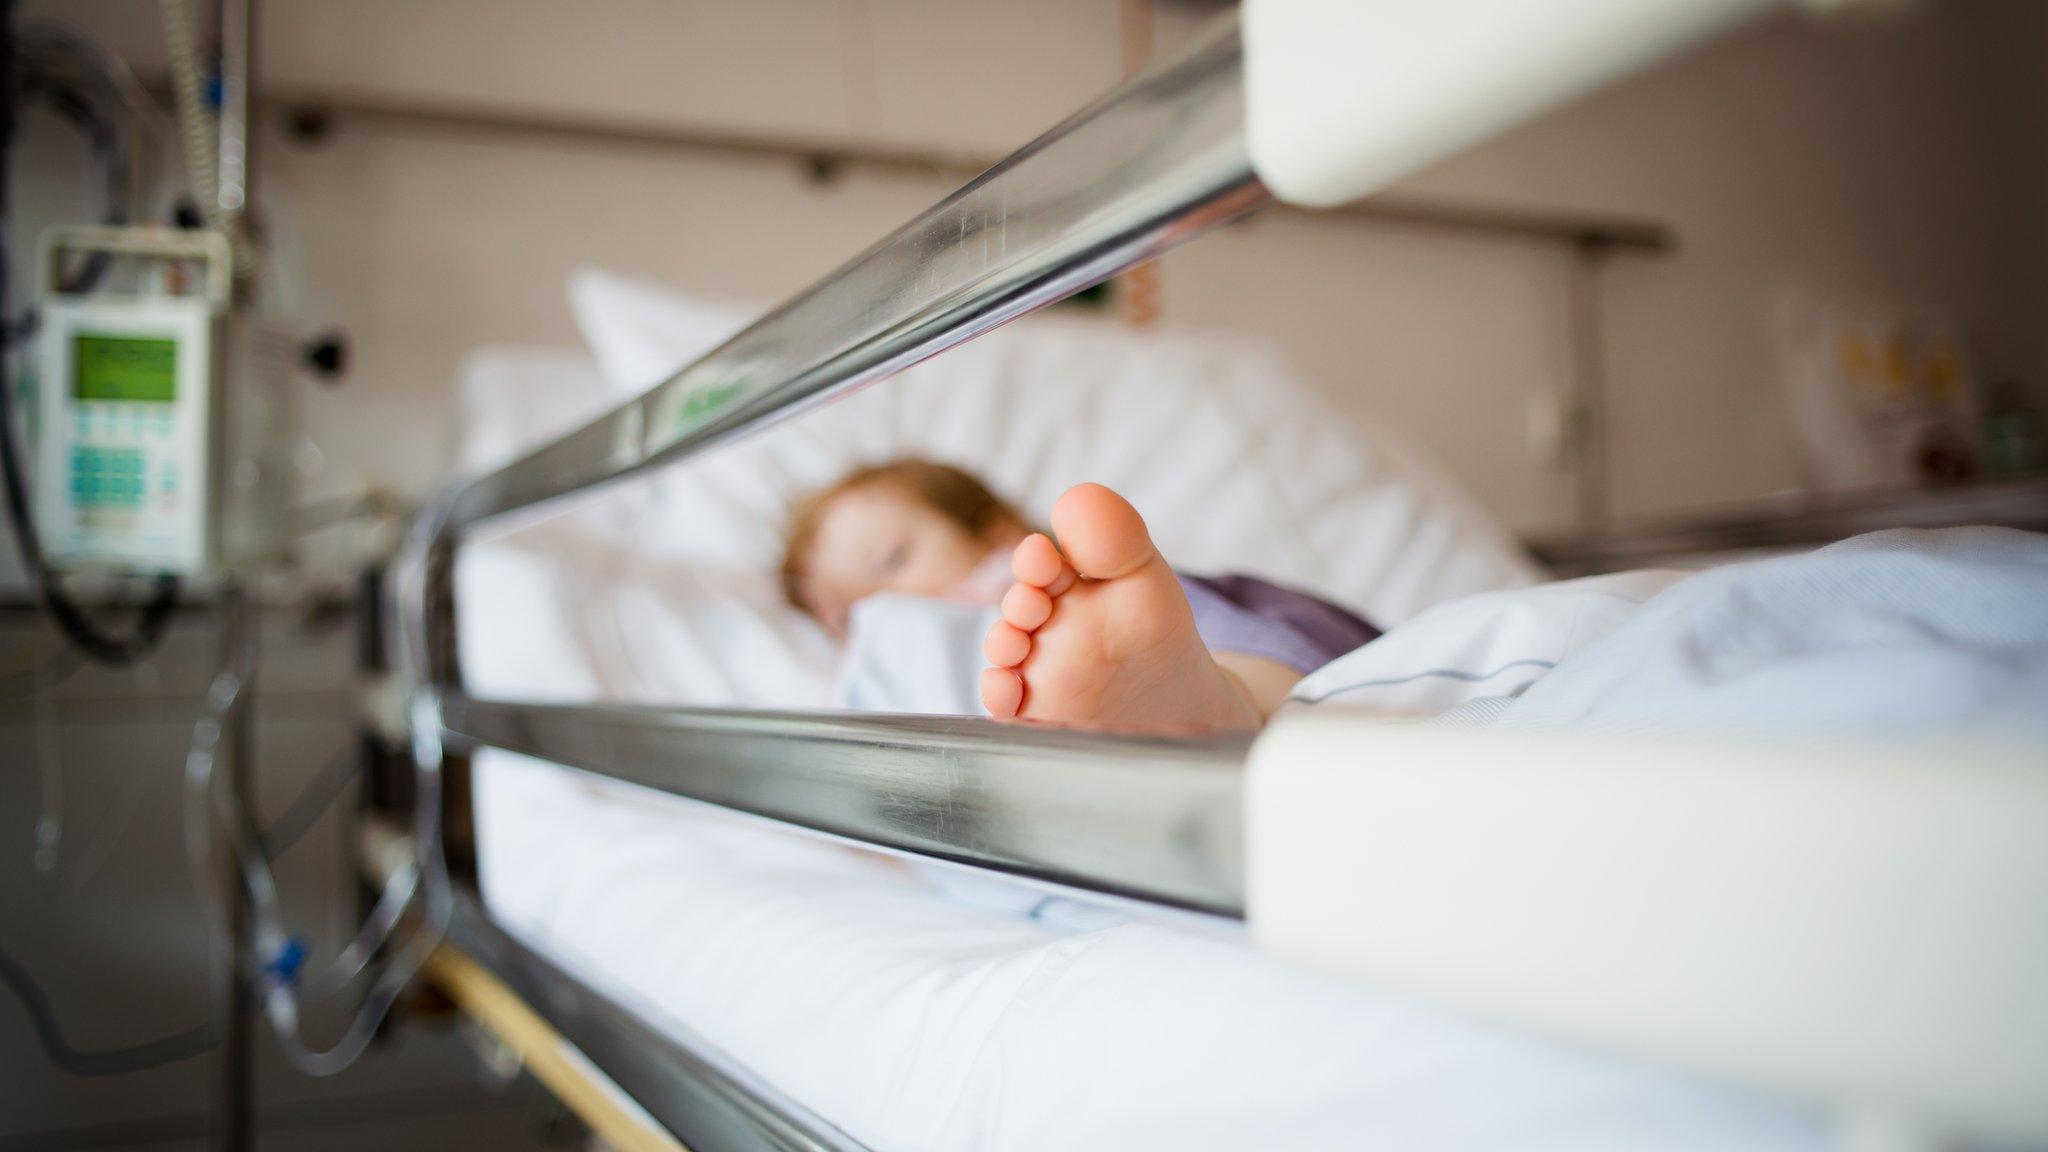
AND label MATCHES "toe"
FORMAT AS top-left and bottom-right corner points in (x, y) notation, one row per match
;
(980, 667), (1023, 718)
(1051, 483), (1159, 580)
(1012, 533), (1077, 596)
(1012, 533), (1063, 586)
(1001, 583), (1053, 631)
(983, 620), (1031, 668)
